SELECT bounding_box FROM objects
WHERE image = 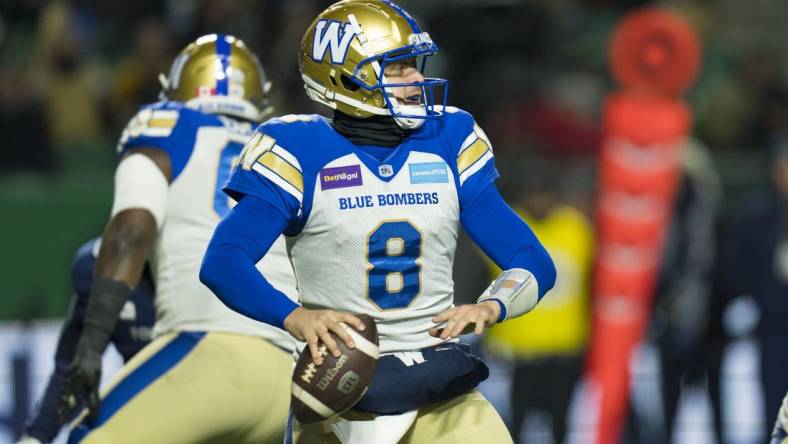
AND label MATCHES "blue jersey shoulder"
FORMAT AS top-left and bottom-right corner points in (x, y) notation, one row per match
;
(224, 114), (352, 234)
(424, 106), (476, 153)
(118, 101), (223, 180)
(439, 106), (476, 133)
(255, 114), (343, 174)
(224, 115), (332, 216)
(73, 238), (99, 263)
(423, 106), (498, 203)
(70, 238), (99, 297)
